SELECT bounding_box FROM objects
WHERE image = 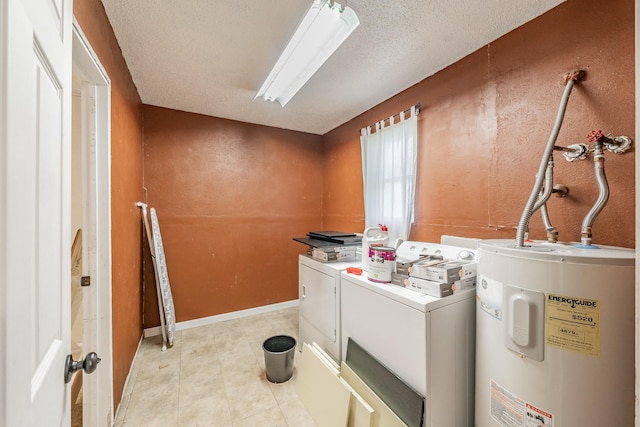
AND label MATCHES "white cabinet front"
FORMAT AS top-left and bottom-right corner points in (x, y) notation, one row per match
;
(299, 263), (337, 345)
